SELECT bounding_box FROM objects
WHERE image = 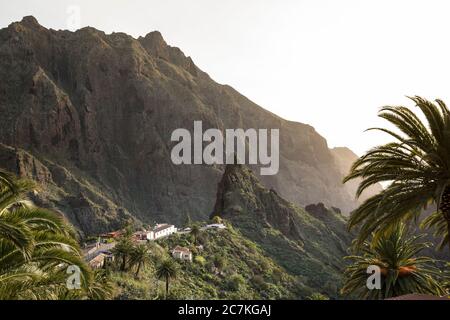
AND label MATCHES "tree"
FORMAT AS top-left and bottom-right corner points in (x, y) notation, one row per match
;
(213, 255), (226, 272)
(184, 213), (192, 227)
(0, 169), (17, 193)
(190, 225), (201, 245)
(62, 269), (114, 300)
(421, 211), (449, 250)
(112, 236), (134, 271)
(129, 244), (151, 278)
(155, 258), (178, 299)
(84, 269), (115, 300)
(341, 224), (446, 299)
(344, 96), (450, 249)
(0, 170), (94, 299)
